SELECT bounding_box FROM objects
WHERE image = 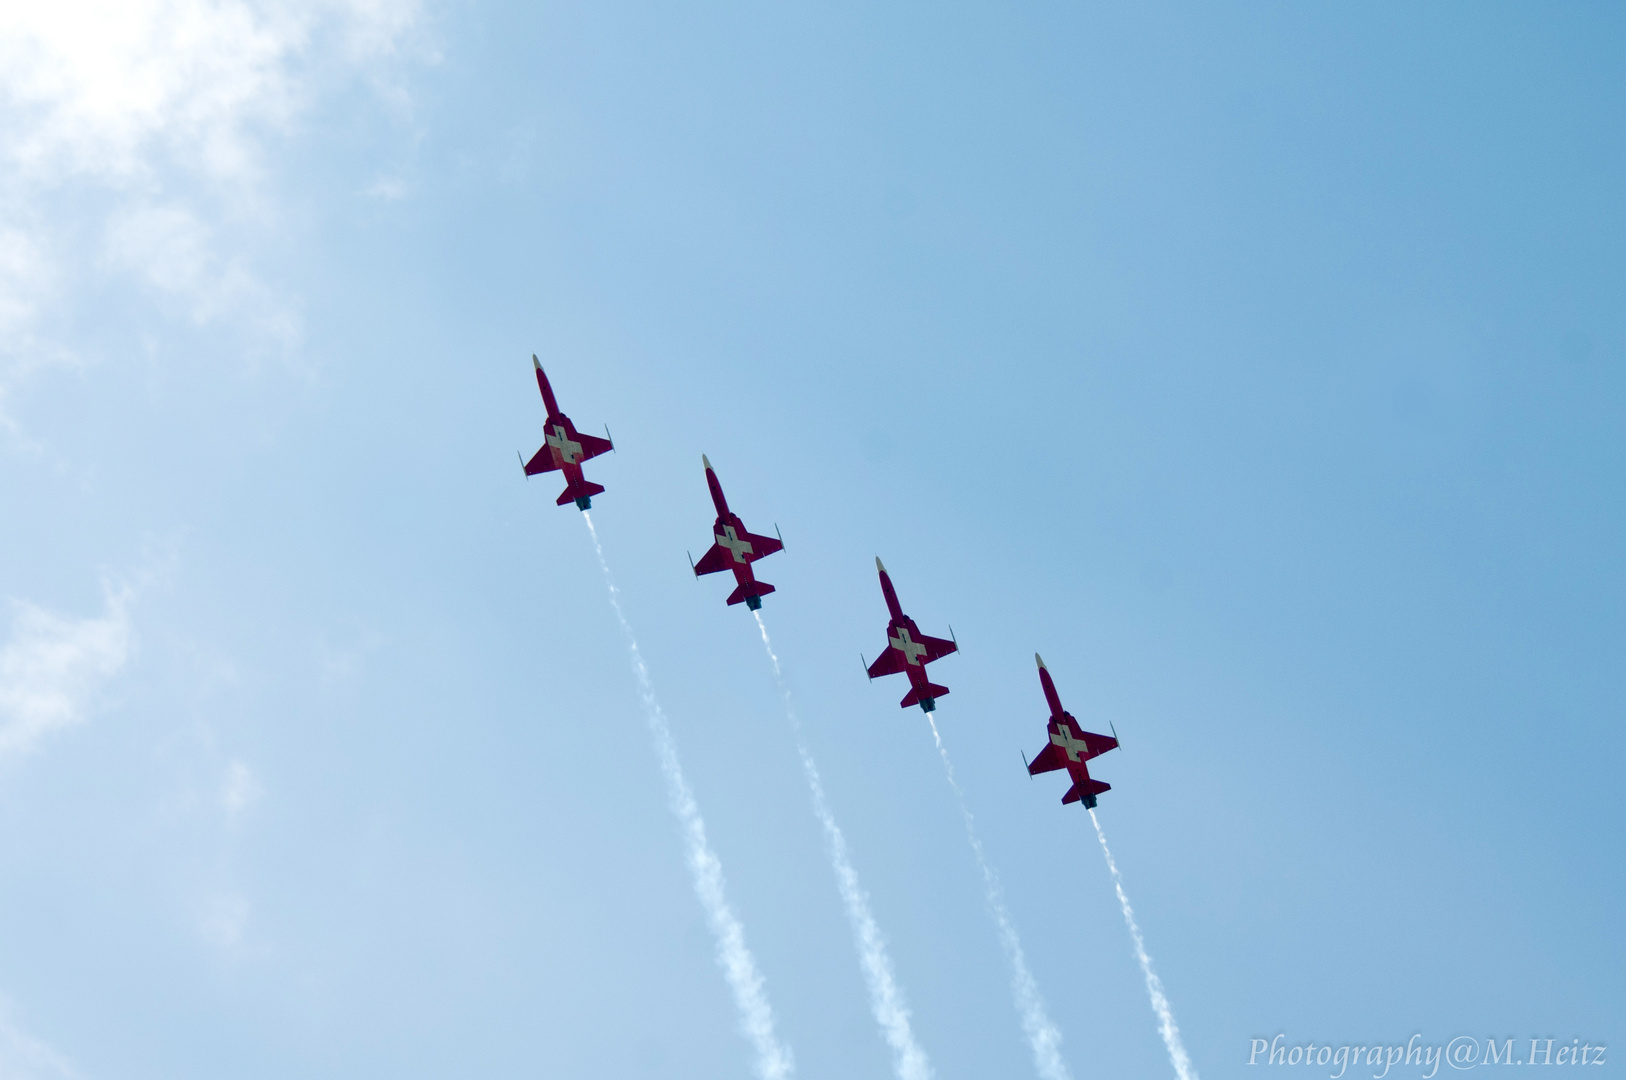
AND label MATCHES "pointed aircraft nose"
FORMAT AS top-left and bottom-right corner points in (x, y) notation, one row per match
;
(702, 453), (712, 471)
(875, 557), (886, 574)
(532, 354), (541, 370)
(1036, 653), (1046, 670)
